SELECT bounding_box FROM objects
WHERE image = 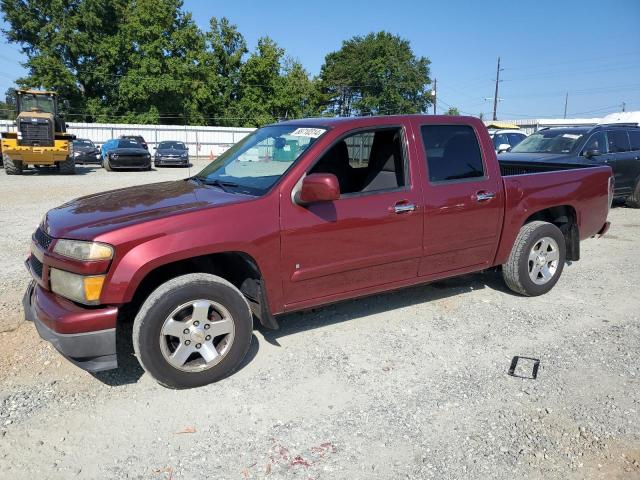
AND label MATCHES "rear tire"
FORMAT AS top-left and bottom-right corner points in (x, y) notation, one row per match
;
(3, 155), (23, 175)
(626, 180), (640, 208)
(132, 273), (253, 389)
(58, 156), (76, 175)
(503, 221), (566, 296)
